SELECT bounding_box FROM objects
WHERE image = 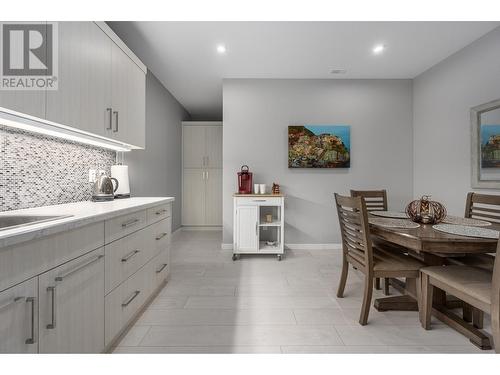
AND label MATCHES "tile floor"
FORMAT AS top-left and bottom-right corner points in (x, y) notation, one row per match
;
(113, 230), (494, 354)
